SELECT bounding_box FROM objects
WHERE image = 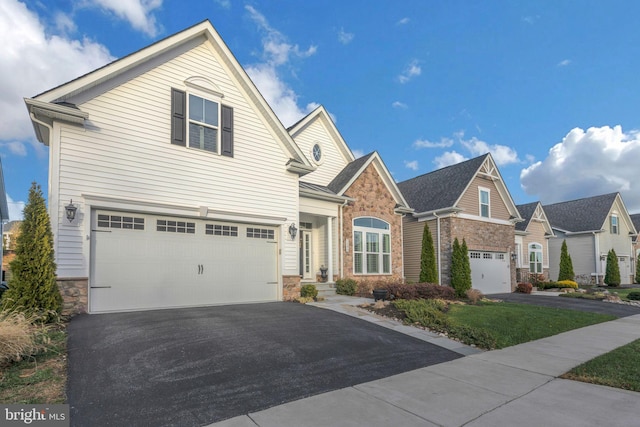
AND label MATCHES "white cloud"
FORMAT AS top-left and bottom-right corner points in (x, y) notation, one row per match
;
(413, 137), (454, 149)
(434, 151), (468, 169)
(338, 28), (354, 45)
(458, 133), (519, 166)
(0, 0), (114, 142)
(245, 6), (318, 127)
(54, 12), (76, 34)
(404, 160), (419, 171)
(521, 126), (640, 211)
(398, 59), (421, 84)
(392, 101), (408, 109)
(525, 154), (536, 164)
(6, 194), (25, 221)
(214, 0), (231, 9)
(0, 141), (28, 156)
(397, 17), (410, 25)
(352, 149), (364, 159)
(87, 0), (163, 37)
(558, 59), (571, 67)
